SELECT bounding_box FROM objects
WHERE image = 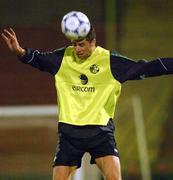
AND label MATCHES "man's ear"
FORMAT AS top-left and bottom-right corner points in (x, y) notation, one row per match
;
(91, 38), (96, 46)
